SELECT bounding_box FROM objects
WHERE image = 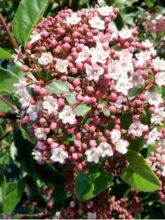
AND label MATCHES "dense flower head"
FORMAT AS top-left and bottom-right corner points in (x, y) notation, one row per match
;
(149, 129), (165, 202)
(16, 6), (165, 172)
(146, 14), (165, 33)
(57, 190), (142, 219)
